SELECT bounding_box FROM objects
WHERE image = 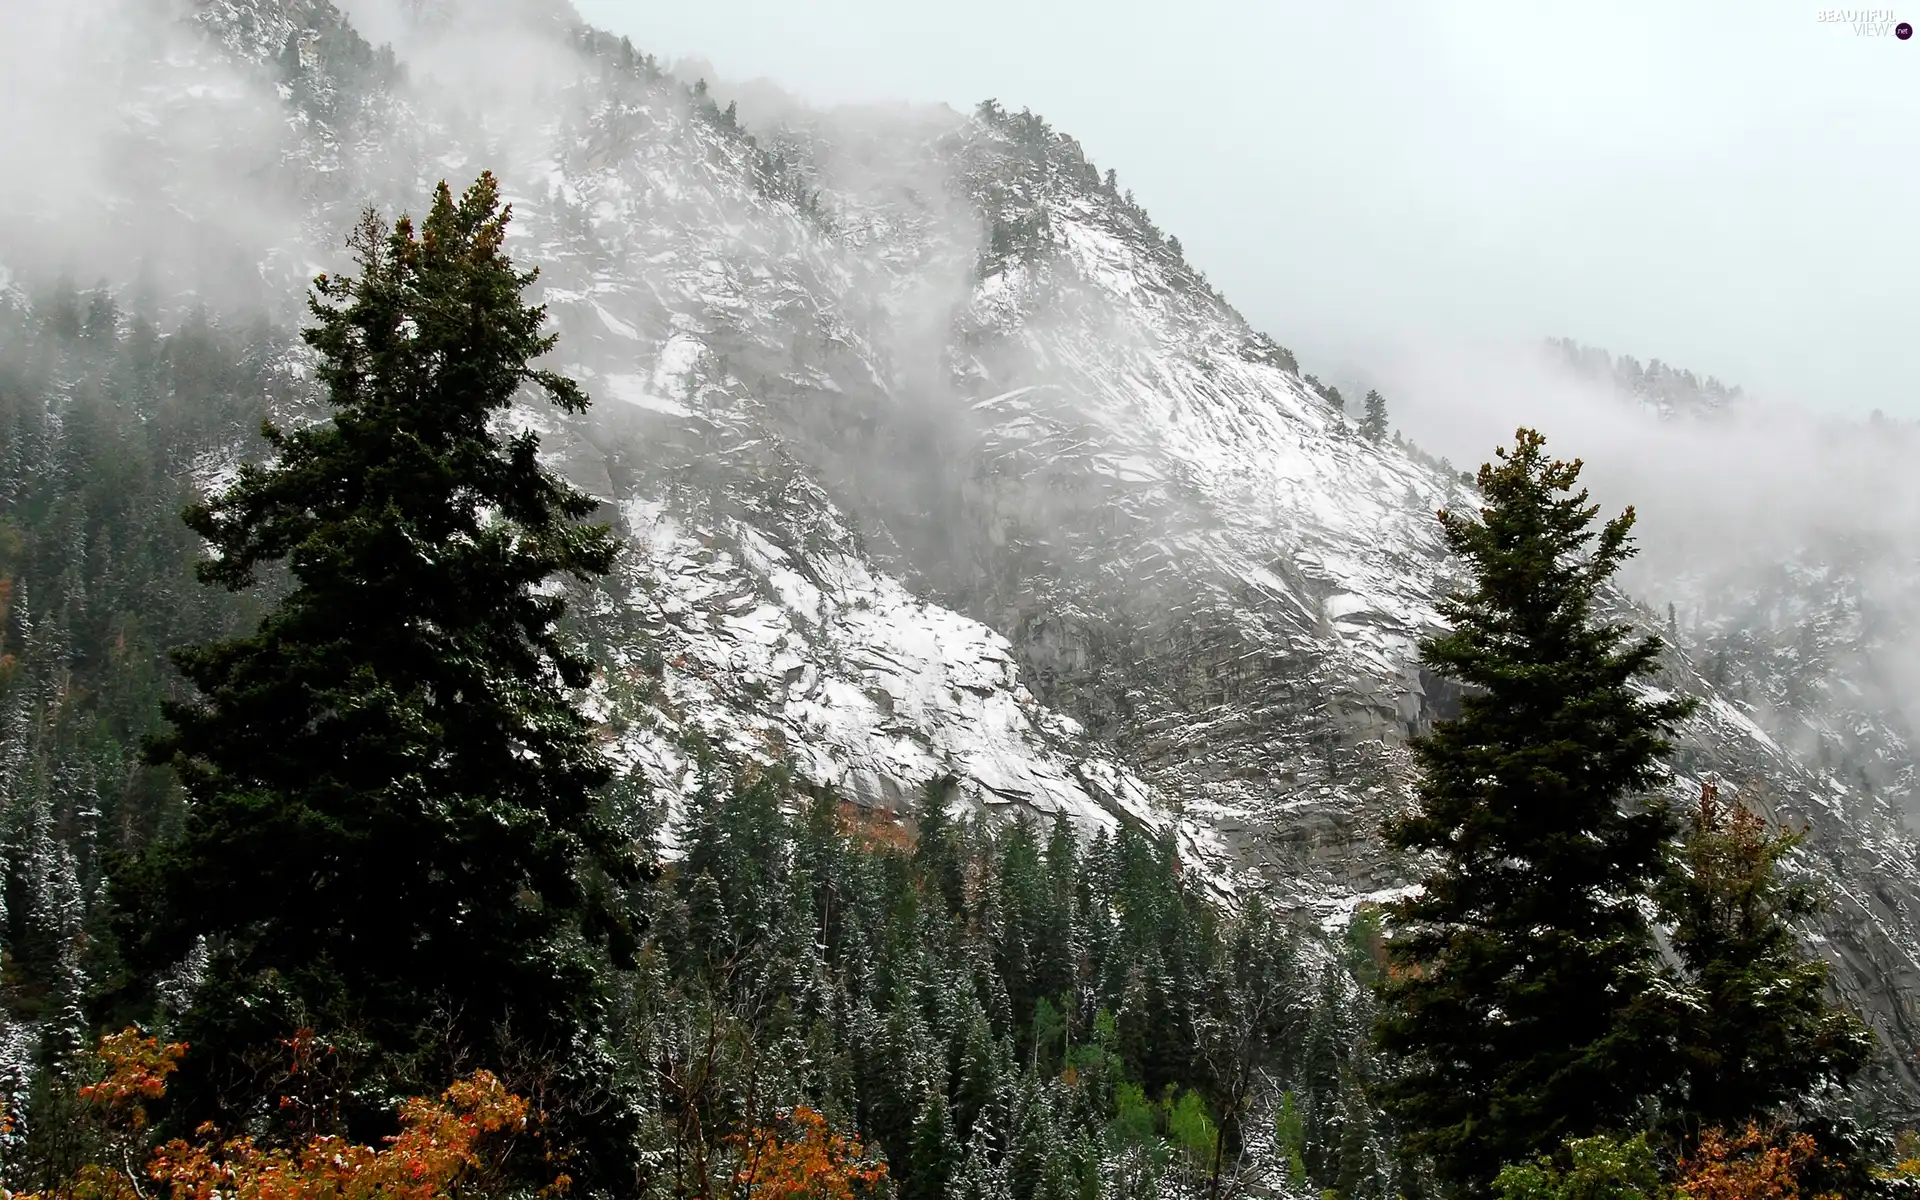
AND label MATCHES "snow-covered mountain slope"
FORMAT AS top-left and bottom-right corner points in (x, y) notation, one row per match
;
(15, 0), (1920, 1108)
(1671, 538), (1919, 810)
